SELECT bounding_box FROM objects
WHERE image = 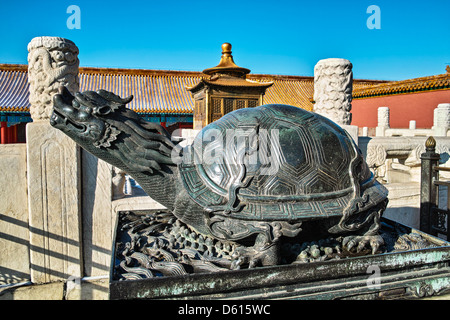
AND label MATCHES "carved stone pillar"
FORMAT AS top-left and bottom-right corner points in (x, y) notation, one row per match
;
(313, 58), (353, 126)
(26, 37), (83, 283)
(376, 106), (390, 136)
(433, 103), (450, 136)
(27, 36), (79, 121)
(377, 107), (390, 127)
